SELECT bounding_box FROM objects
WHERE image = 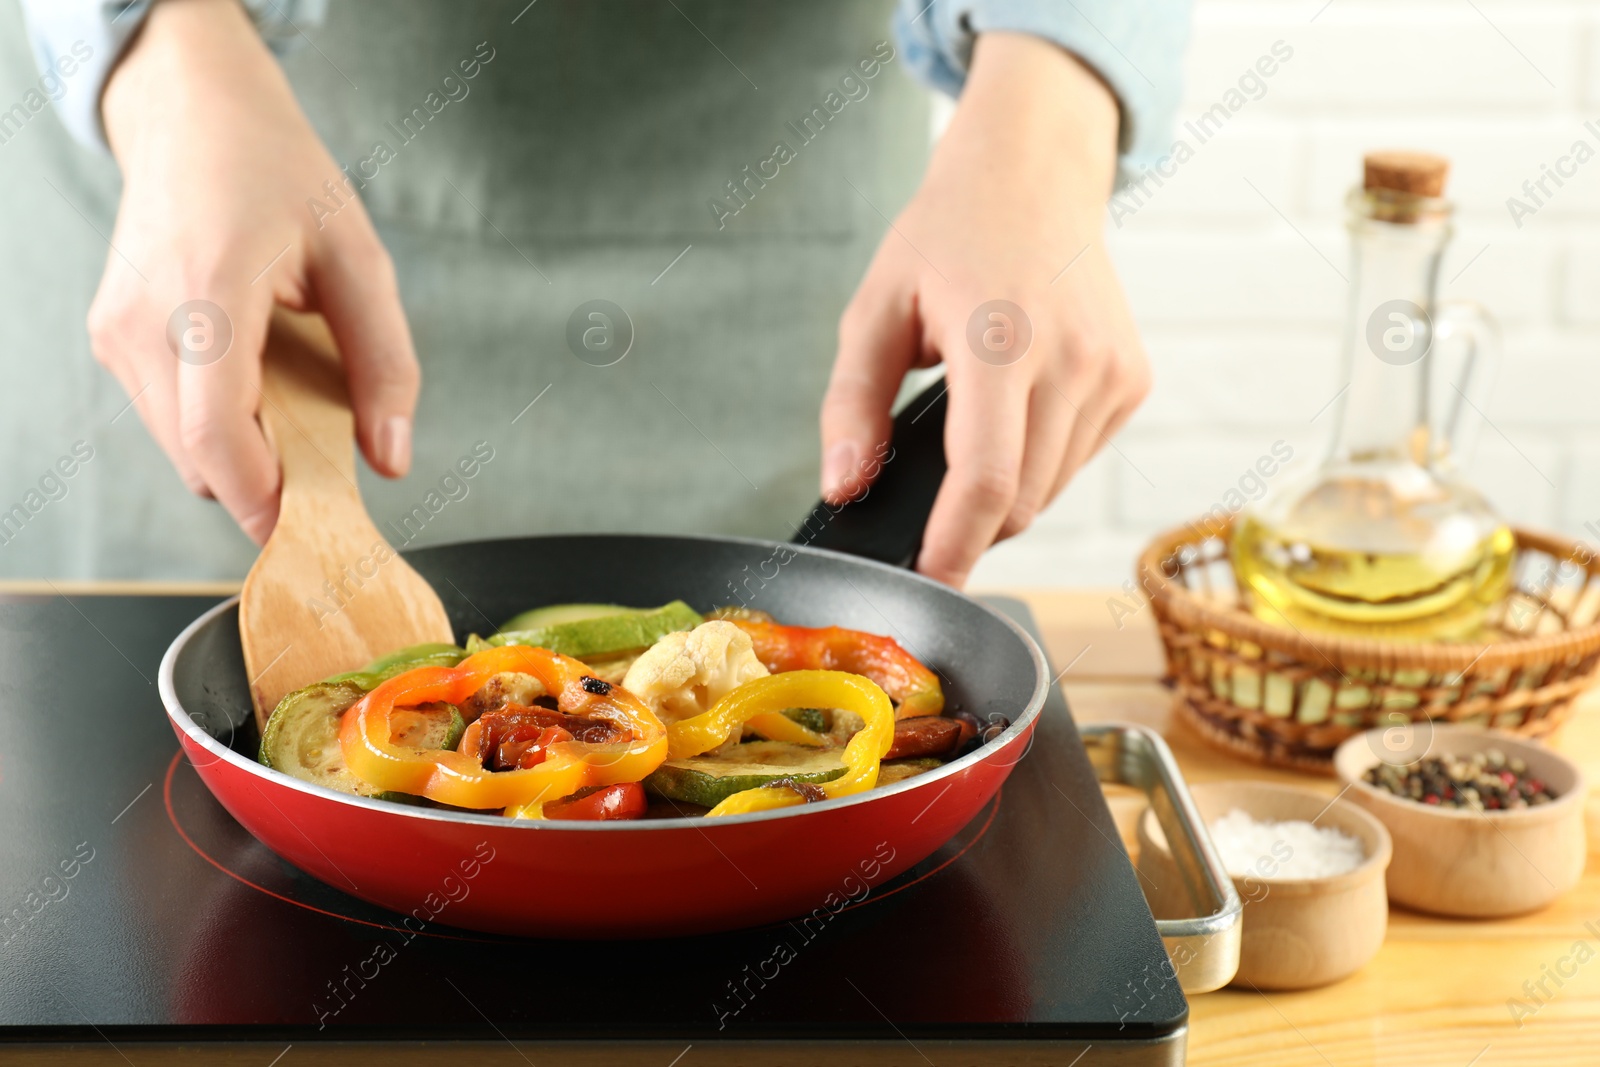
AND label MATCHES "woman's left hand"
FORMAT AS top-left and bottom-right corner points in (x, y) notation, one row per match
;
(820, 31), (1150, 588)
